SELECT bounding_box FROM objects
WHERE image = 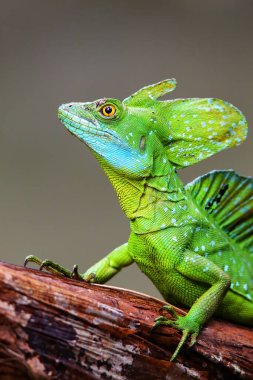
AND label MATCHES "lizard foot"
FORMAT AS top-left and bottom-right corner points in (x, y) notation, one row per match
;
(151, 305), (200, 361)
(24, 255), (96, 282)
